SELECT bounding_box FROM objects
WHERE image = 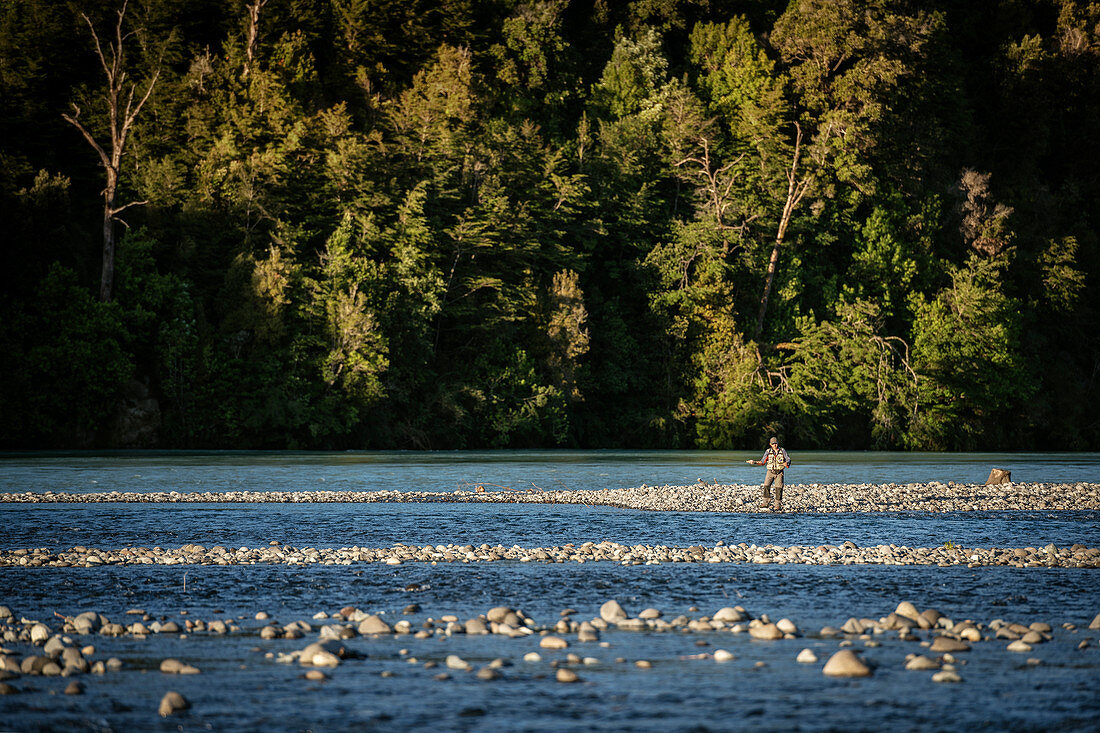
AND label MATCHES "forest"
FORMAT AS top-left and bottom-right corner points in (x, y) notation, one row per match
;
(0, 0), (1097, 450)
